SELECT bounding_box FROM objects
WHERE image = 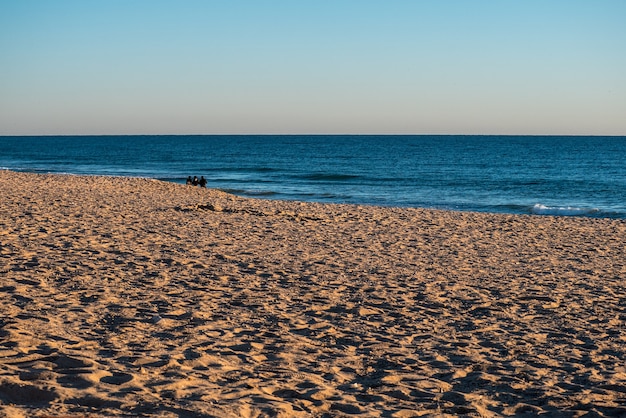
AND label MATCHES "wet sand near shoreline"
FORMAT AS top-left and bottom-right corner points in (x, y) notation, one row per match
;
(1, 170), (625, 417)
